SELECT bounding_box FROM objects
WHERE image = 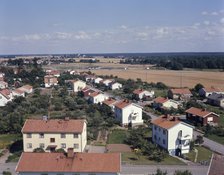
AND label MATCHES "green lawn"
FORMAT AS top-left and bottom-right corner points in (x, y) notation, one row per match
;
(122, 152), (185, 165)
(0, 134), (22, 149)
(206, 134), (224, 145)
(185, 146), (212, 163)
(107, 129), (128, 144)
